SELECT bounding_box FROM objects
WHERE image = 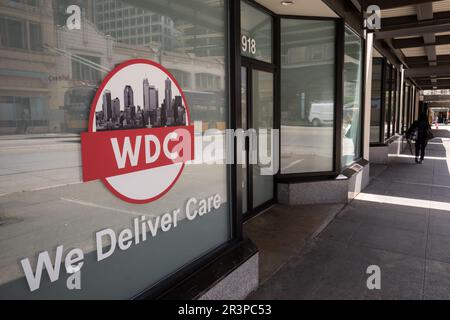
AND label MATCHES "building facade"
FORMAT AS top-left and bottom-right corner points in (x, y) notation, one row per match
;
(0, 0), (421, 299)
